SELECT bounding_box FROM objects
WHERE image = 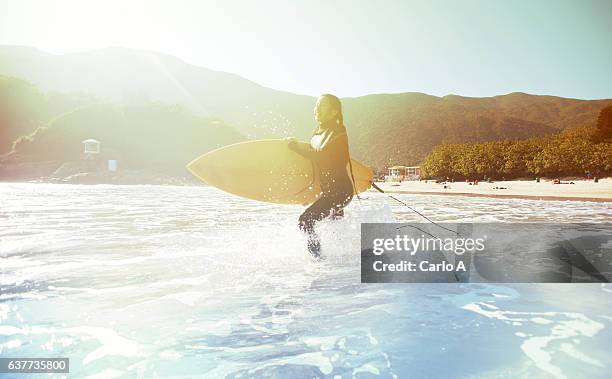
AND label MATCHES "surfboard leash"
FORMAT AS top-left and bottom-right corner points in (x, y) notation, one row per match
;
(370, 182), (460, 237)
(347, 159), (363, 205)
